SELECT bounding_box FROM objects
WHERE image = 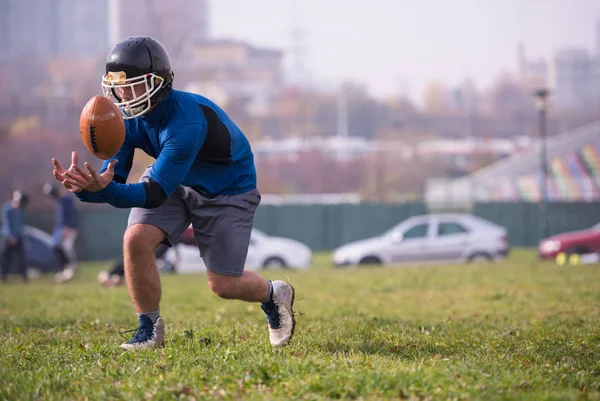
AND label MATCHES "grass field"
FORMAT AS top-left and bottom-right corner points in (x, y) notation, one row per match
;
(1, 250), (599, 400)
